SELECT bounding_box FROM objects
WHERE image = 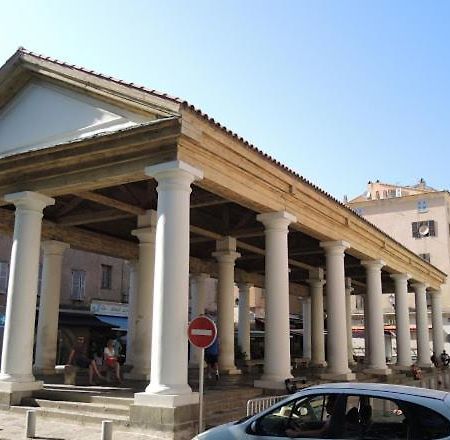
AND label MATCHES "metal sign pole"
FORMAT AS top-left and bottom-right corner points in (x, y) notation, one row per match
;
(199, 348), (205, 434)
